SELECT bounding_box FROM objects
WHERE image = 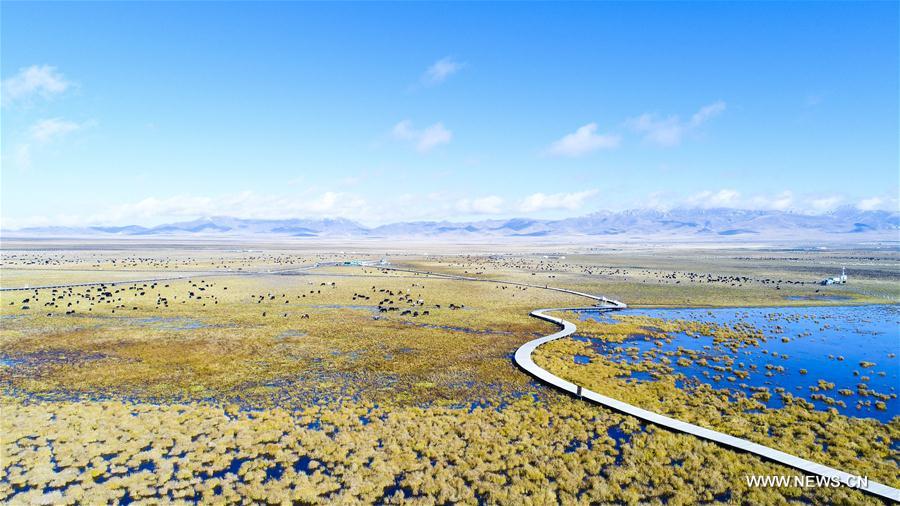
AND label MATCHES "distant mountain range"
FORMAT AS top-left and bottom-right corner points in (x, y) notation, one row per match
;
(5, 208), (899, 242)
